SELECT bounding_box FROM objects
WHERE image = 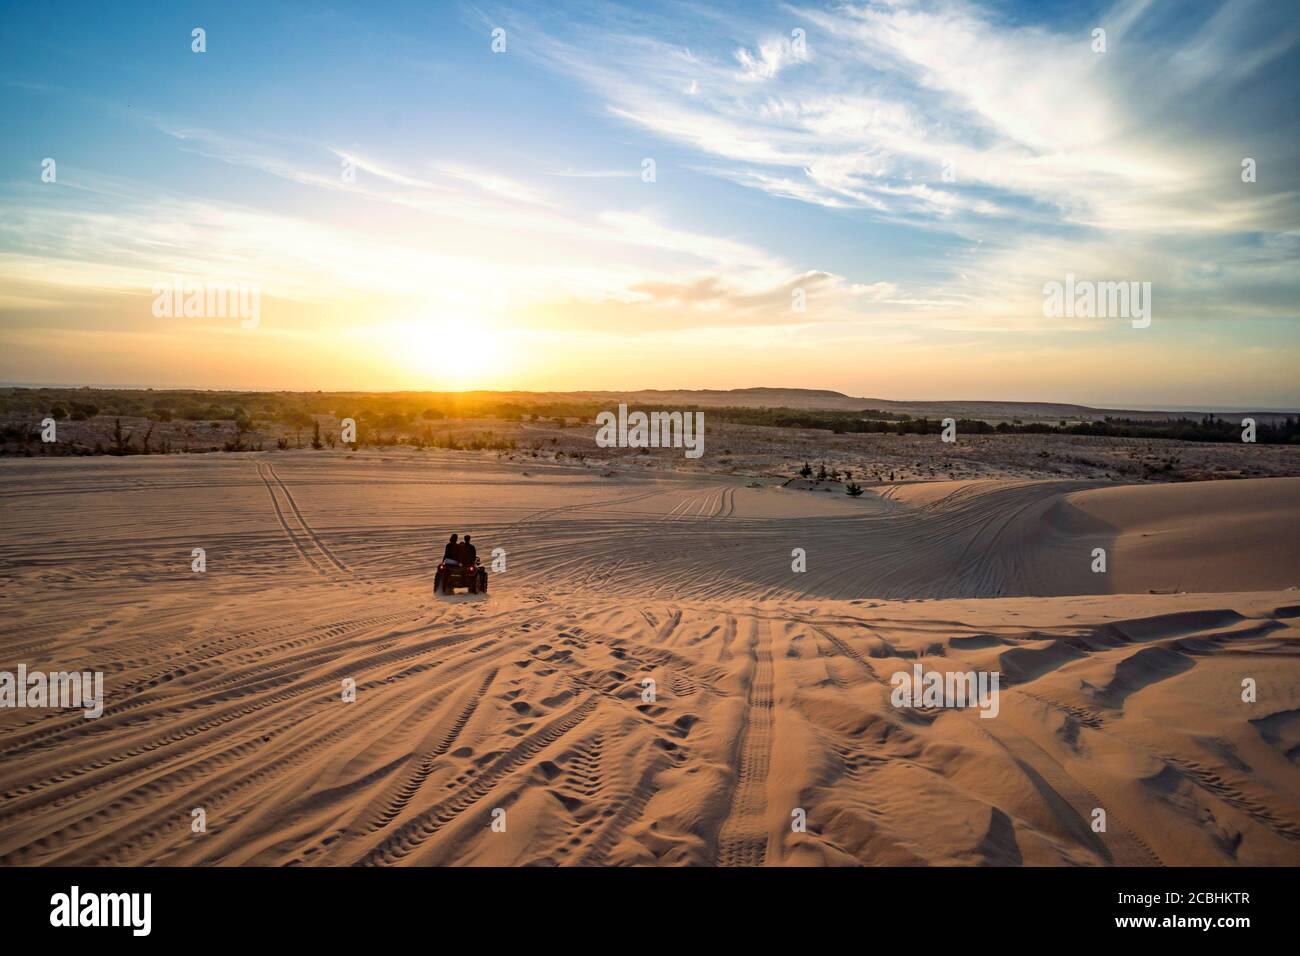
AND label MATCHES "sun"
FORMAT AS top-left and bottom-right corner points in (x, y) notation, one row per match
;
(388, 318), (514, 388)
